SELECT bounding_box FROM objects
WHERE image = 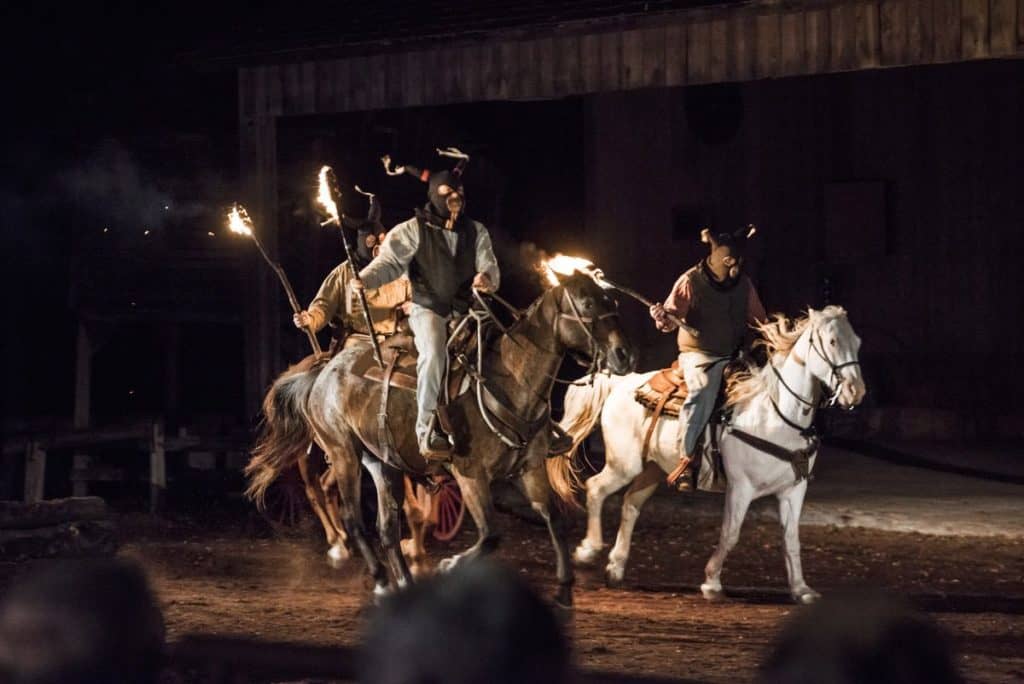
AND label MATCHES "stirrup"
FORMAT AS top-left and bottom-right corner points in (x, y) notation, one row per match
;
(666, 456), (693, 491)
